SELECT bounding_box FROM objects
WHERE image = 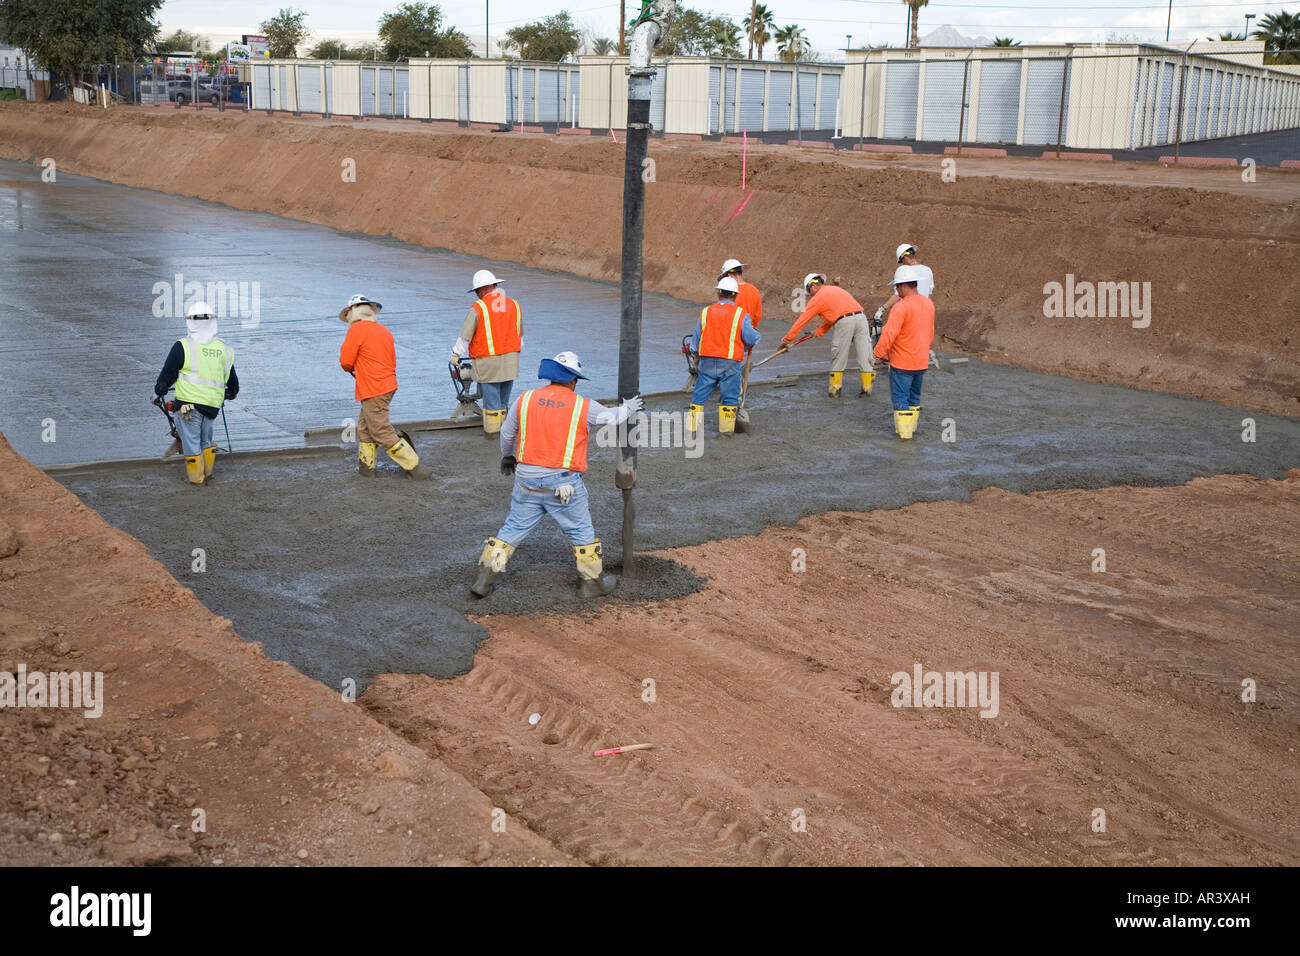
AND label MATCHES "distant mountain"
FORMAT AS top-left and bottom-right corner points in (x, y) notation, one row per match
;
(920, 25), (993, 48)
